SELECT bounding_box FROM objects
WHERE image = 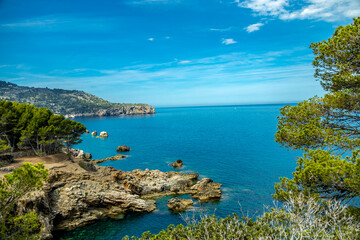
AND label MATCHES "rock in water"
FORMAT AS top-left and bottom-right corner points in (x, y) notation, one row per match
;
(169, 159), (183, 168)
(167, 198), (193, 212)
(85, 130), (90, 133)
(91, 131), (97, 136)
(190, 178), (222, 202)
(99, 131), (109, 138)
(116, 145), (131, 152)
